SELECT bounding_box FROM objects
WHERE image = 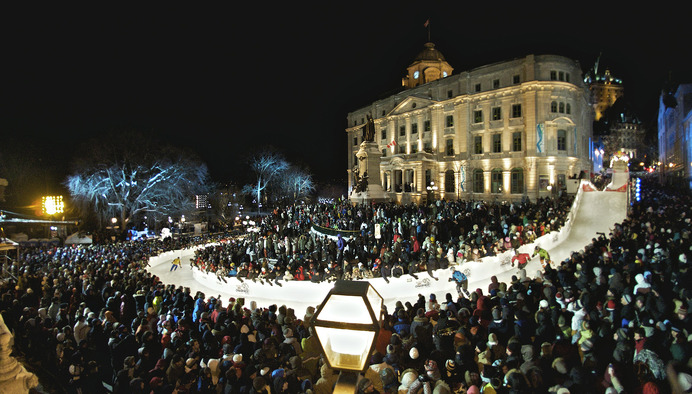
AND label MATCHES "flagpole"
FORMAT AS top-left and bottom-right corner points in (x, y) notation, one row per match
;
(424, 18), (430, 41)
